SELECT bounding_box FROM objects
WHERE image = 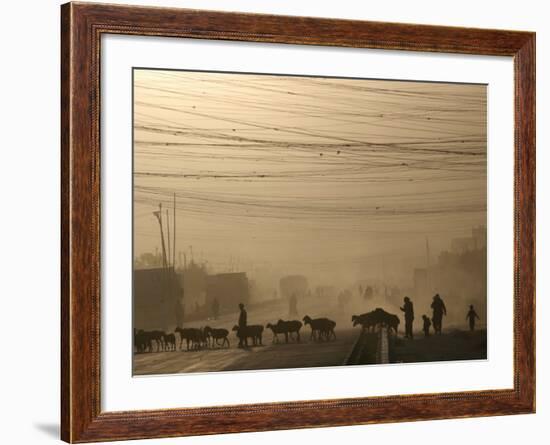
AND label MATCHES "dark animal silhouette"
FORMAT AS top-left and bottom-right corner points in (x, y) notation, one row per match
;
(174, 327), (203, 351)
(149, 330), (165, 352)
(233, 324), (263, 347)
(134, 329), (152, 353)
(266, 322), (288, 343)
(352, 308), (400, 334)
(265, 320), (302, 343)
(162, 333), (177, 351)
(278, 319), (302, 342)
(302, 316), (336, 341)
(352, 313), (377, 332)
(204, 326), (230, 348)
